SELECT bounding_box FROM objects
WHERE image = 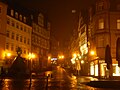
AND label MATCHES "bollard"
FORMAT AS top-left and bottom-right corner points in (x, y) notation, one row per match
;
(46, 76), (48, 90)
